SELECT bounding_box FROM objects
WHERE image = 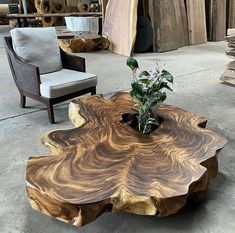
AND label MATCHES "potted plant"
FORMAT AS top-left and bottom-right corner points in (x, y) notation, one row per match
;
(126, 57), (173, 134)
